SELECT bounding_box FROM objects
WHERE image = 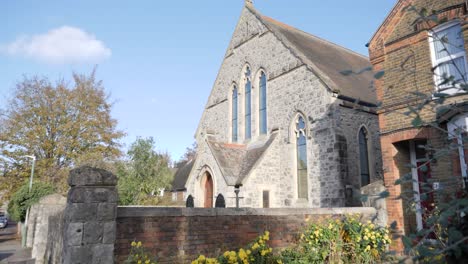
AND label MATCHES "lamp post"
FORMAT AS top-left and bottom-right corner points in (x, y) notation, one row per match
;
(24, 155), (35, 192)
(21, 155), (35, 248)
(234, 184), (242, 208)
